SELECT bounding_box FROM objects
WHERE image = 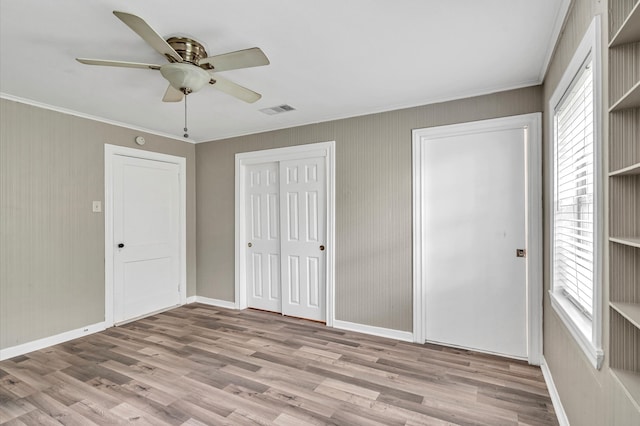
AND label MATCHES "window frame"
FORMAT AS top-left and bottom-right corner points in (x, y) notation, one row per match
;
(548, 16), (604, 370)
